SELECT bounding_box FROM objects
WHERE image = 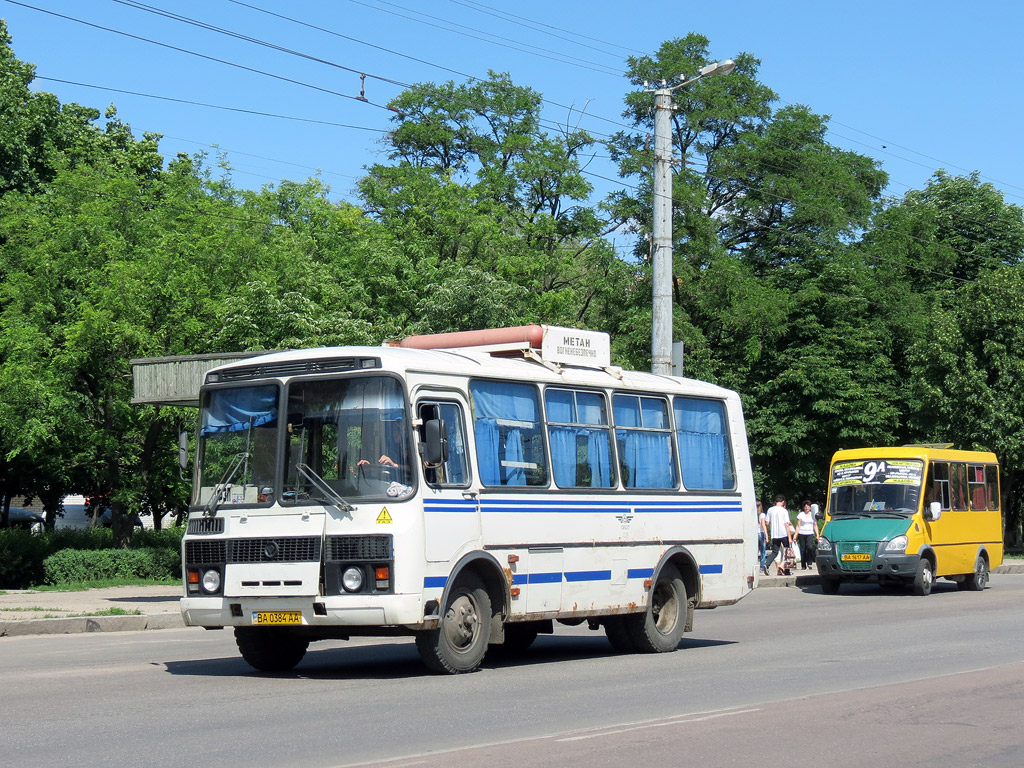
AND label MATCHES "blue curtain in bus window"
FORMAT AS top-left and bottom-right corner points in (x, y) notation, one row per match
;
(674, 398), (734, 490)
(202, 386), (278, 435)
(439, 404), (468, 485)
(470, 380), (543, 486)
(549, 426), (579, 487)
(545, 389), (574, 423)
(586, 429), (612, 487)
(618, 430), (674, 488)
